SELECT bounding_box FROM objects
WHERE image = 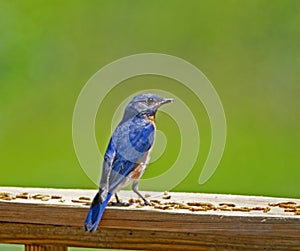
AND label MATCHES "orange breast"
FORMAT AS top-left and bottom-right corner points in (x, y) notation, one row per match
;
(130, 163), (143, 180)
(144, 114), (156, 128)
(129, 149), (152, 180)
